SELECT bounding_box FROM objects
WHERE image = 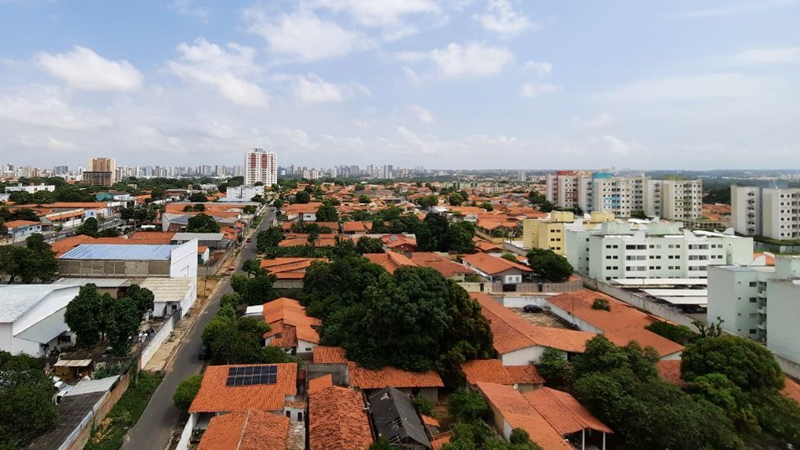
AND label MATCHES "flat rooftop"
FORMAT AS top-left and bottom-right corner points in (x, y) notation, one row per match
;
(60, 244), (176, 261)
